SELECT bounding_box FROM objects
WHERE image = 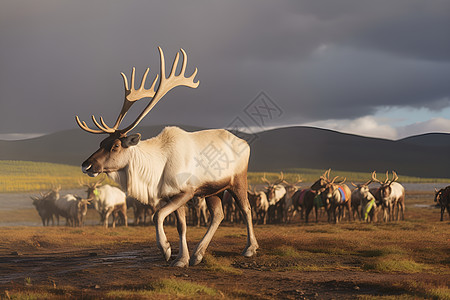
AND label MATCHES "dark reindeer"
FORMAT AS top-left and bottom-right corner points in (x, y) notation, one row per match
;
(434, 186), (450, 221)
